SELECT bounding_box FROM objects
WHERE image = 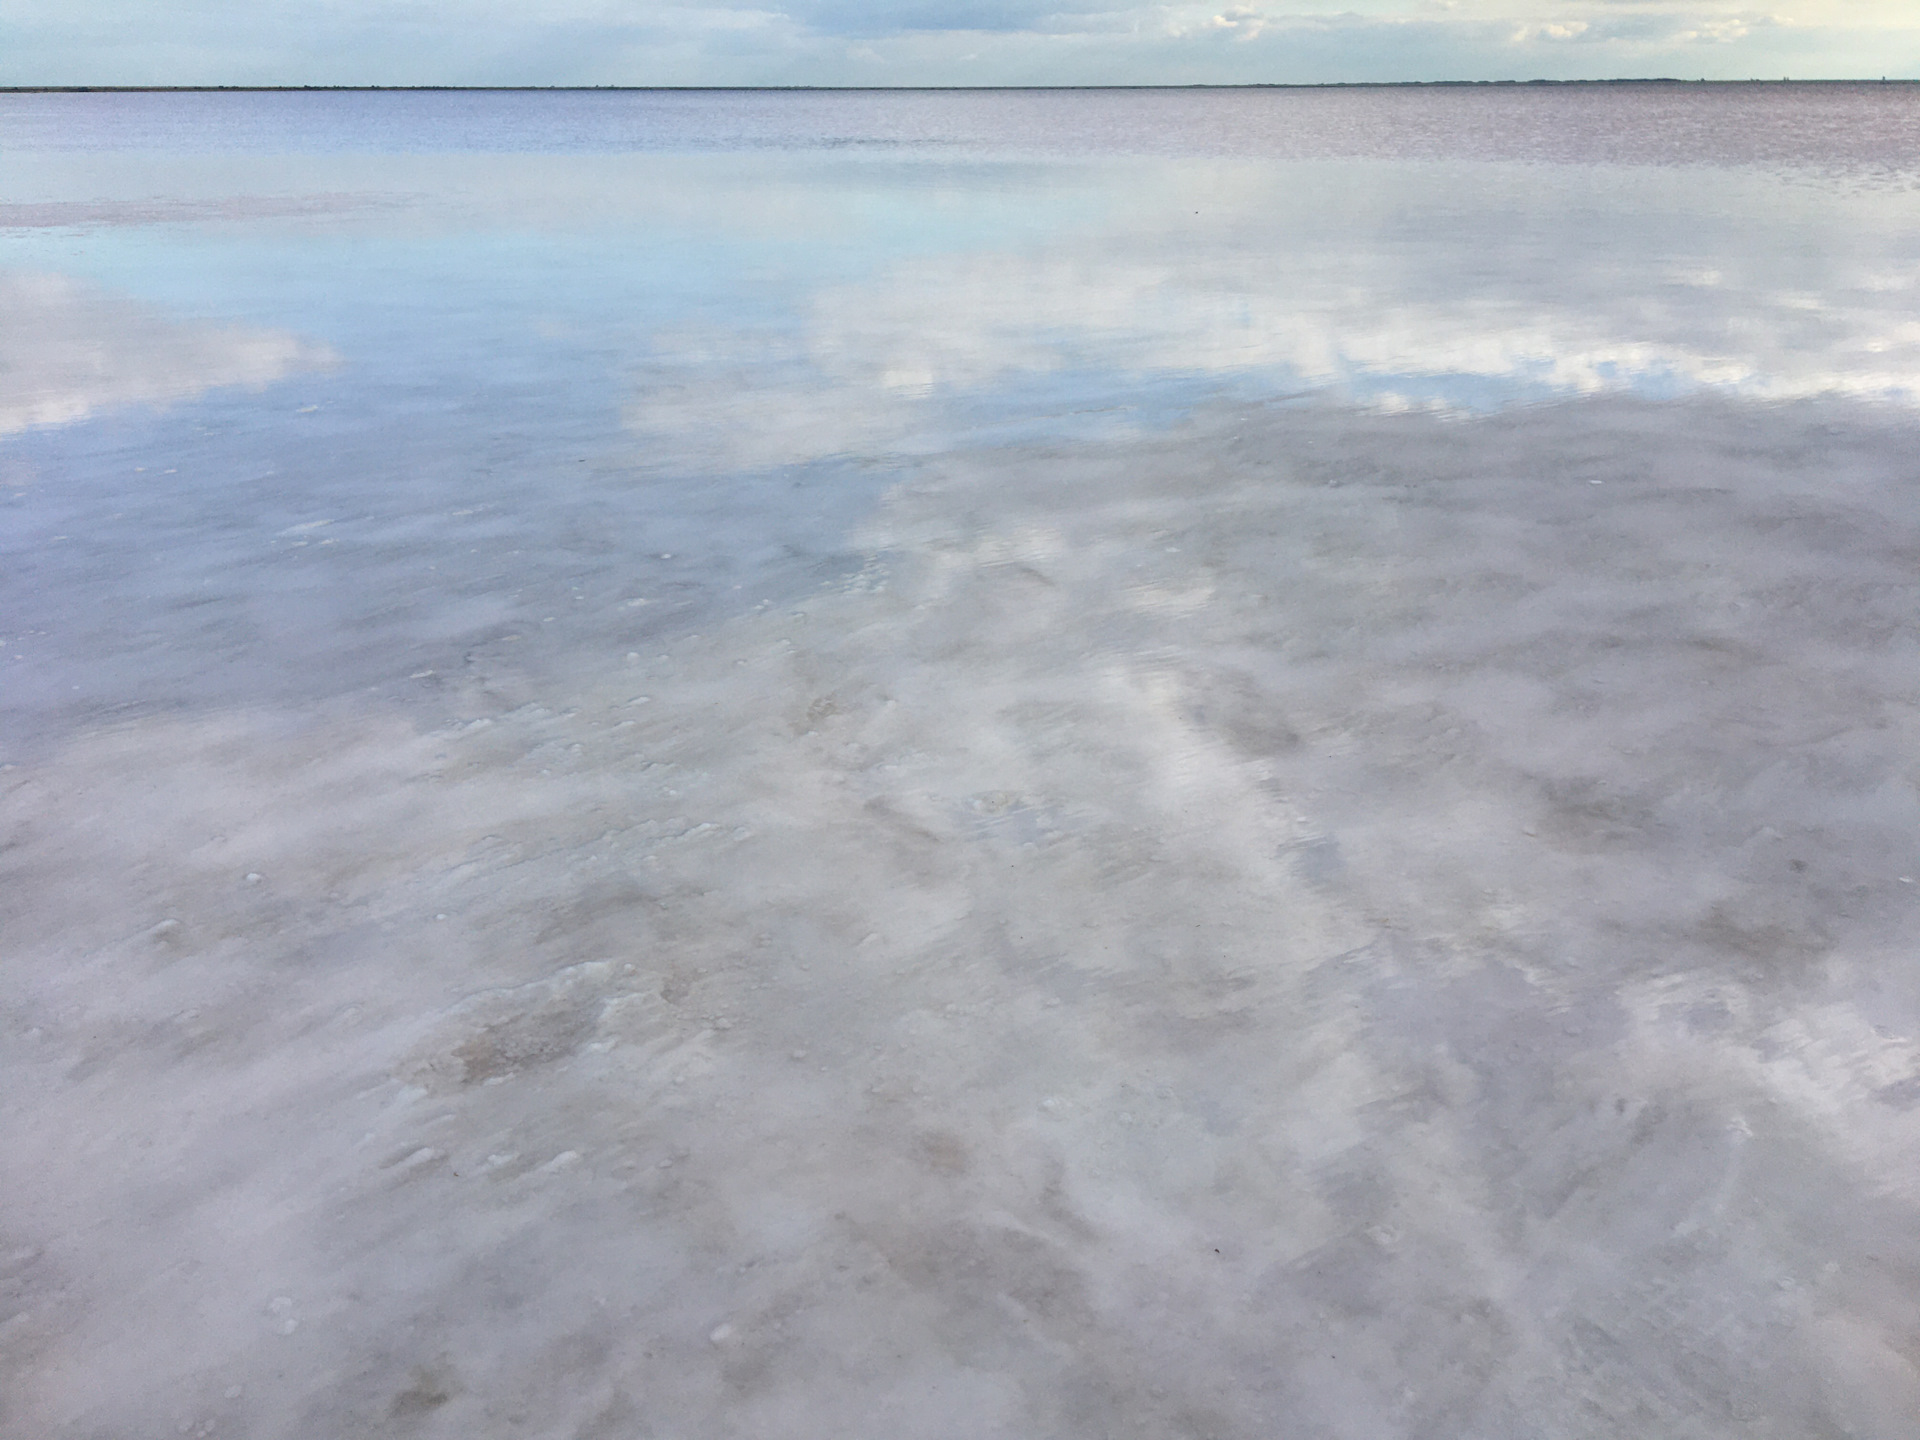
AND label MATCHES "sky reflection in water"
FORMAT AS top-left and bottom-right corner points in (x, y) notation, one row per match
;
(2, 89), (1919, 742)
